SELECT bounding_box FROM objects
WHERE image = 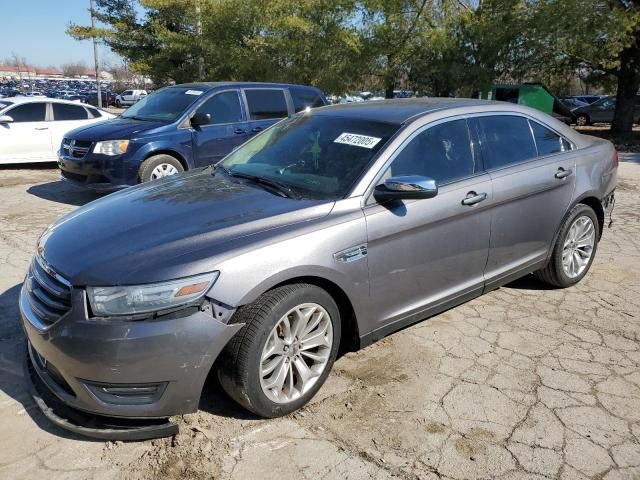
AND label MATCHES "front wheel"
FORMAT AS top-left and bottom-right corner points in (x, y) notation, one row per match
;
(535, 204), (599, 288)
(217, 284), (341, 418)
(139, 154), (184, 183)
